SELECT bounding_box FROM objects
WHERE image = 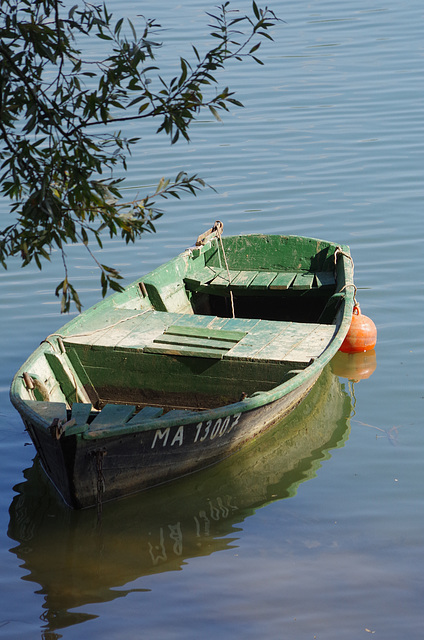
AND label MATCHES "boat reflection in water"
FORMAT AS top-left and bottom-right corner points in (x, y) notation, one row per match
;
(8, 365), (352, 636)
